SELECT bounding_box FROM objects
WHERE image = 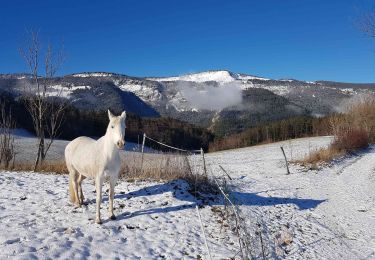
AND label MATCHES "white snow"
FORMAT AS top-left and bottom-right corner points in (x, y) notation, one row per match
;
(340, 88), (357, 95)
(46, 85), (91, 98)
(243, 84), (291, 95)
(149, 71), (238, 83)
(71, 73), (115, 78)
(1, 136), (374, 259)
(149, 71), (270, 83)
(237, 74), (270, 81)
(118, 84), (162, 103)
(279, 79), (295, 82)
